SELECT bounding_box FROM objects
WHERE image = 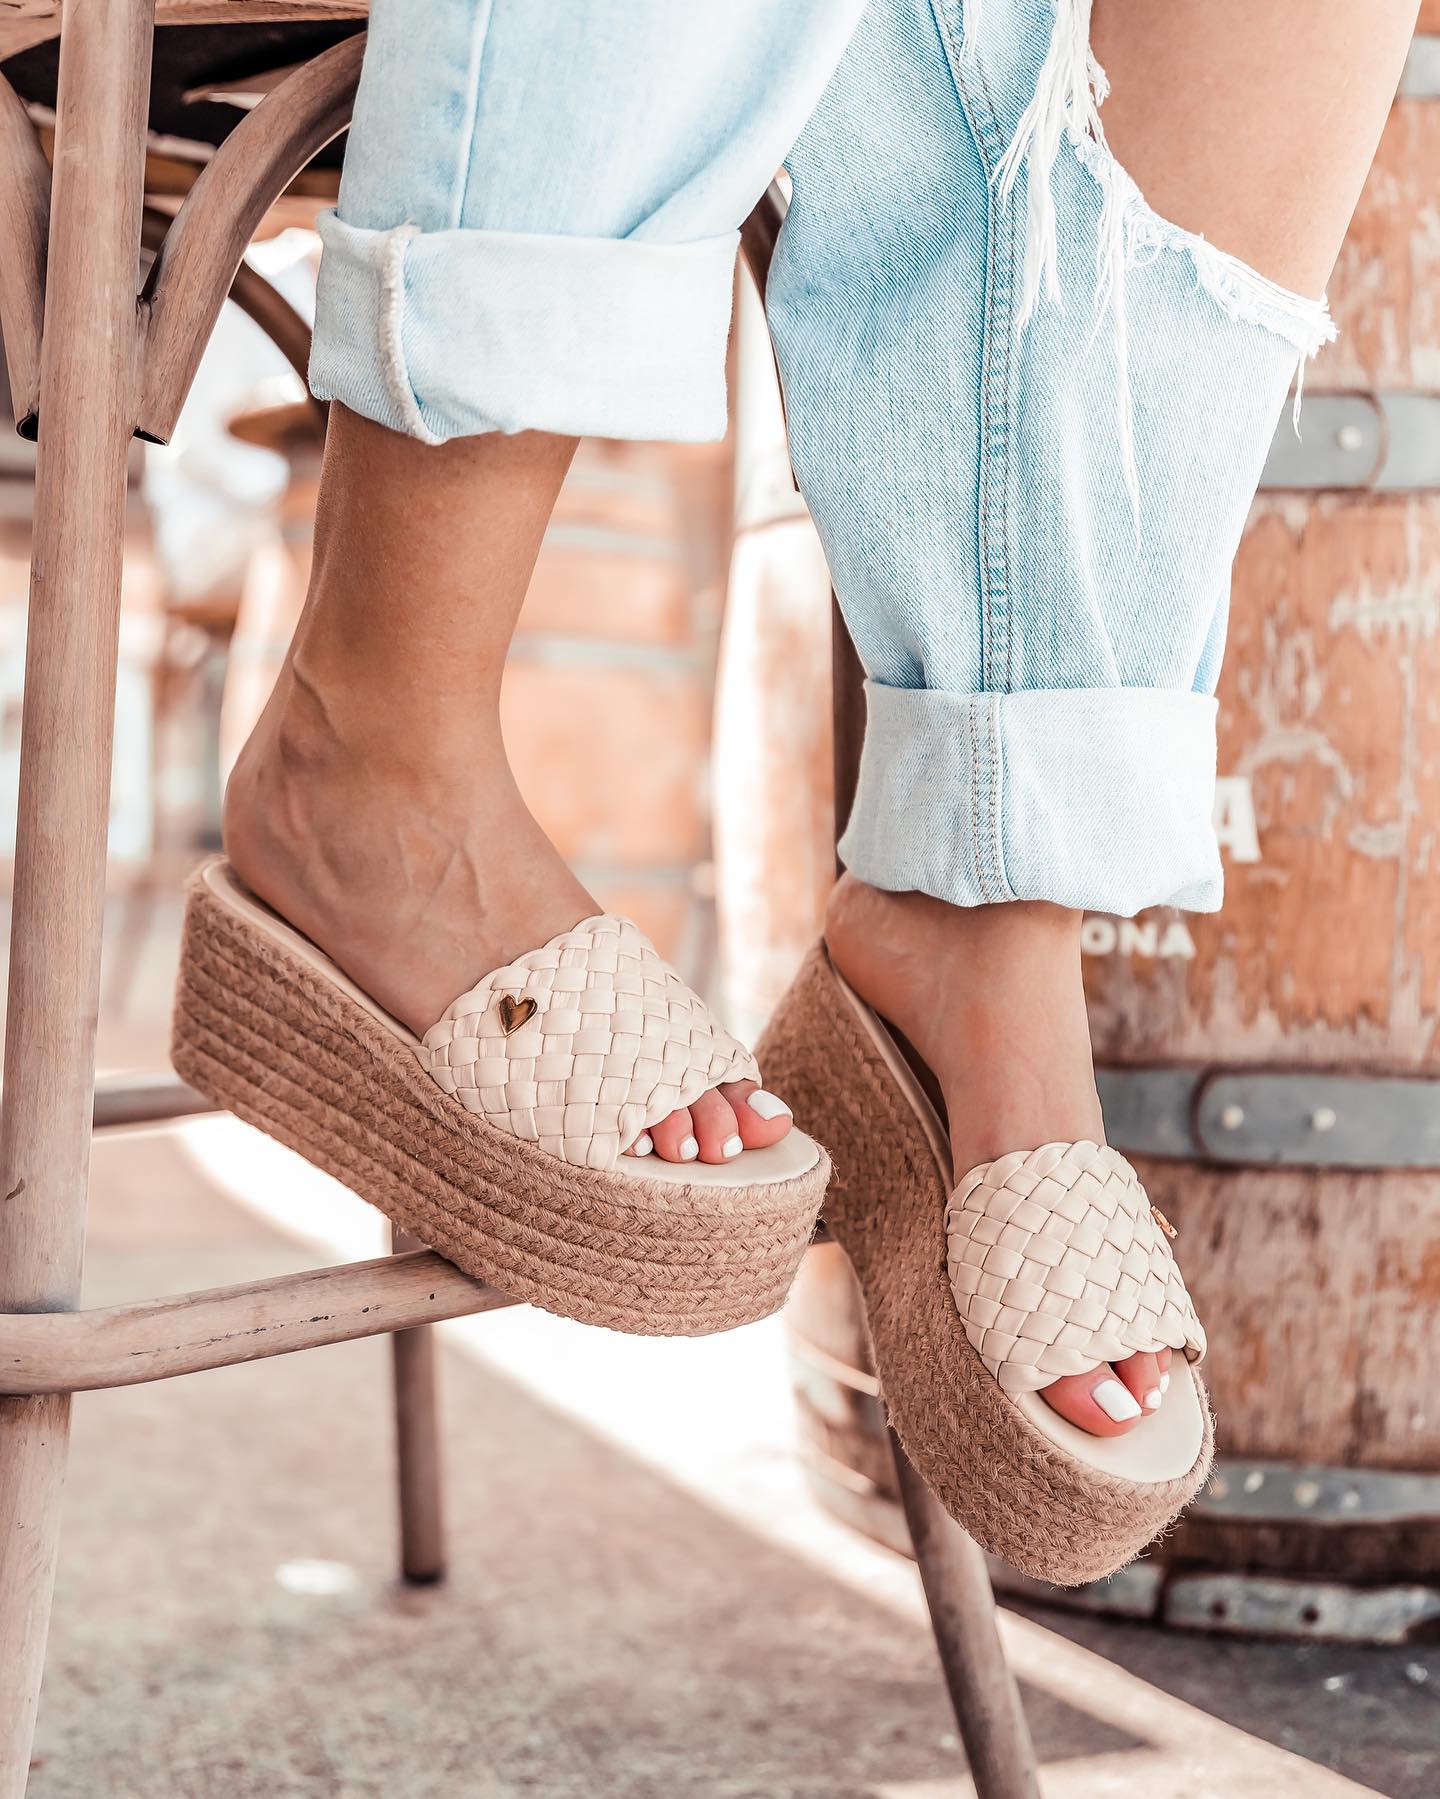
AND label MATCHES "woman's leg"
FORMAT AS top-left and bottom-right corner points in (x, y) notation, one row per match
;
(769, 0), (1414, 1434)
(226, 0), (867, 1165)
(224, 411), (585, 1036)
(1092, 0), (1420, 299)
